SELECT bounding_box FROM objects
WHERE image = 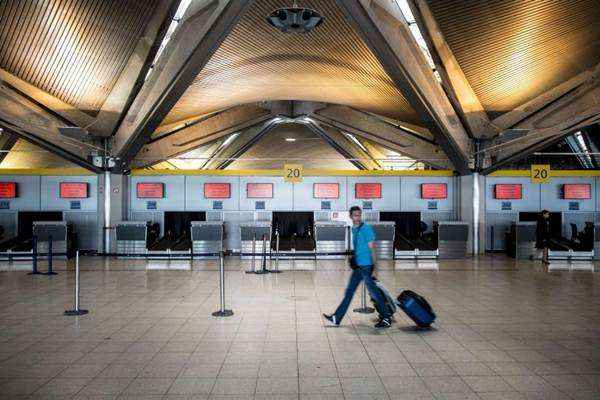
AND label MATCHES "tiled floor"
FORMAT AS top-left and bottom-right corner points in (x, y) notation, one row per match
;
(0, 256), (599, 399)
